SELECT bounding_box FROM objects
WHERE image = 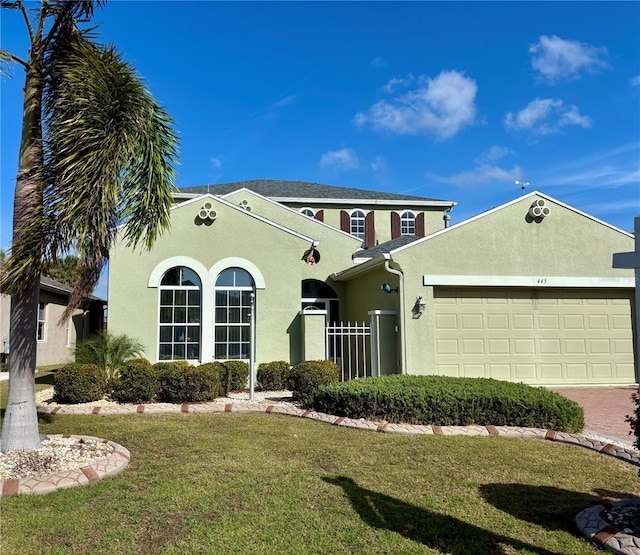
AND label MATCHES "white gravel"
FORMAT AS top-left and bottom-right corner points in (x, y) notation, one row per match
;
(0, 436), (114, 480)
